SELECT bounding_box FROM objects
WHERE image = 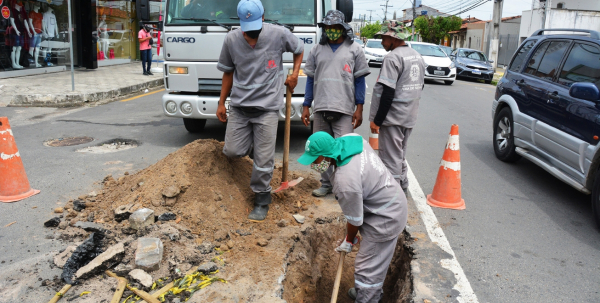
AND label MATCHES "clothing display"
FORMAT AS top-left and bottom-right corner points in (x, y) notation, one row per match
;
(42, 11), (57, 38)
(29, 11), (43, 33)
